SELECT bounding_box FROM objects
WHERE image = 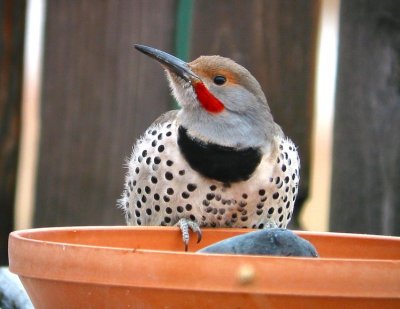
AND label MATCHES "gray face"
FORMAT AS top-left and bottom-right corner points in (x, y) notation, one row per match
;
(167, 56), (282, 150)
